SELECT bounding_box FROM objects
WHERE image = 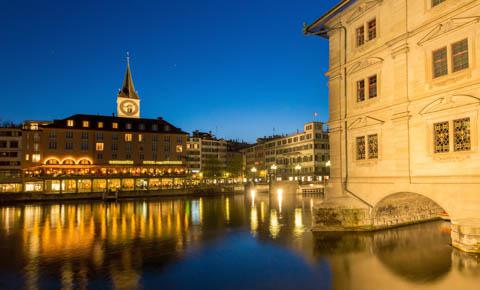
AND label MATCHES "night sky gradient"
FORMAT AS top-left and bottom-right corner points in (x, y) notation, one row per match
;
(1, 0), (337, 142)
